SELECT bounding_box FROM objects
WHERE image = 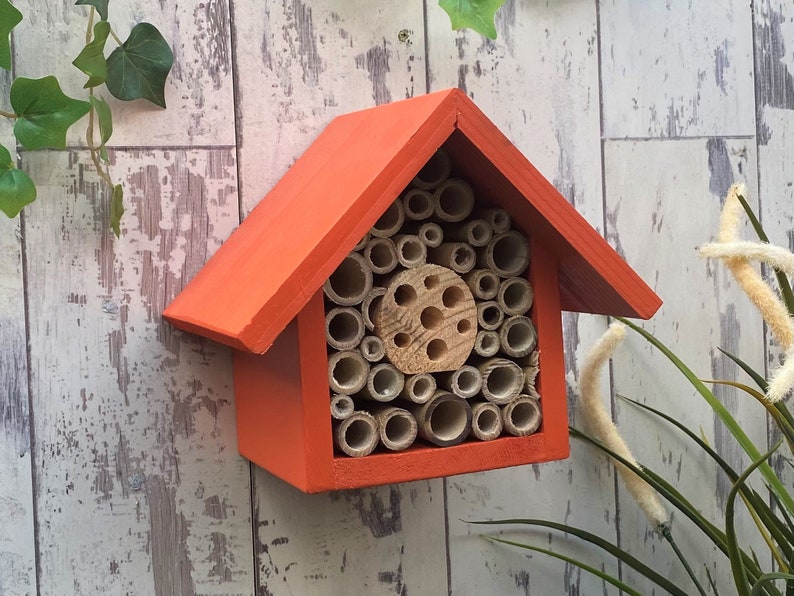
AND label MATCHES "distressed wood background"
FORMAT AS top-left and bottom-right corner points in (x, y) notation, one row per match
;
(1, 1), (793, 594)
